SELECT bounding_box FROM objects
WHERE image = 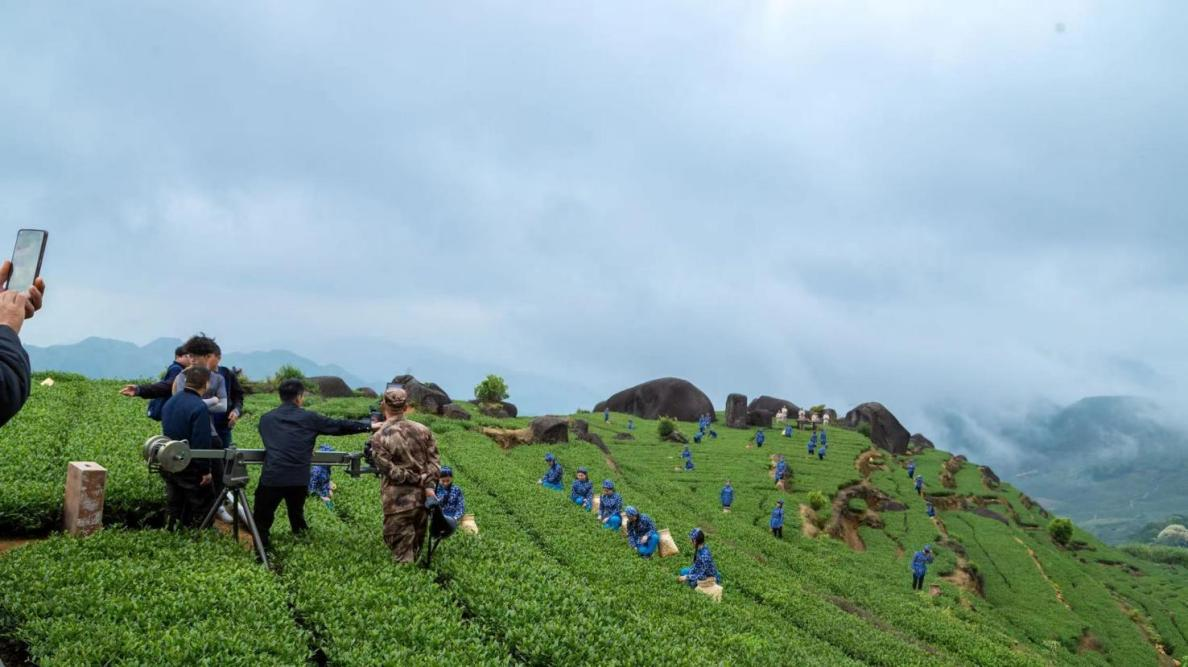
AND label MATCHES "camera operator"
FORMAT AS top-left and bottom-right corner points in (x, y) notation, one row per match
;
(370, 387), (441, 564)
(0, 260), (46, 428)
(253, 379), (376, 551)
(160, 366), (217, 528)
